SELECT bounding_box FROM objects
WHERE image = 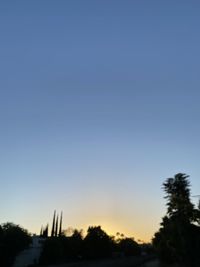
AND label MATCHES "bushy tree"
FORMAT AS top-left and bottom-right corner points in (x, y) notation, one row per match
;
(0, 222), (31, 267)
(40, 225), (141, 265)
(83, 226), (113, 259)
(153, 173), (200, 266)
(67, 230), (83, 259)
(39, 229), (83, 264)
(39, 237), (64, 265)
(118, 237), (141, 256)
(163, 173), (196, 222)
(61, 229), (83, 261)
